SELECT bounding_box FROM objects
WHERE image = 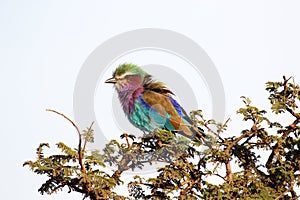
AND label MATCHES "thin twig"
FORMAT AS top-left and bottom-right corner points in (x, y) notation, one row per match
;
(275, 182), (294, 200)
(82, 121), (95, 153)
(46, 109), (86, 173)
(46, 109), (81, 137)
(123, 133), (131, 148)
